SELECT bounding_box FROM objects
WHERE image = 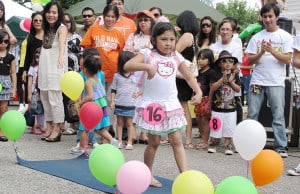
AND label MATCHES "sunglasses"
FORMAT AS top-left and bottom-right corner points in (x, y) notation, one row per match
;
(139, 18), (151, 23)
(220, 58), (235, 64)
(0, 39), (9, 44)
(82, 14), (93, 18)
(201, 23), (212, 28)
(33, 19), (43, 23)
(153, 13), (160, 18)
